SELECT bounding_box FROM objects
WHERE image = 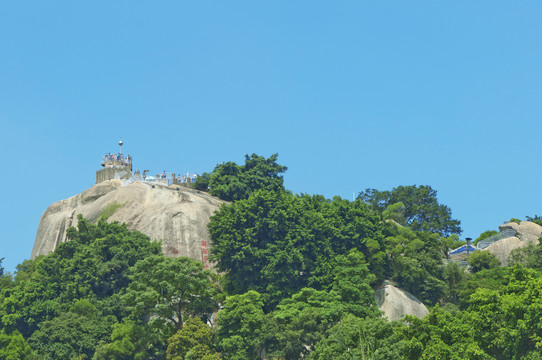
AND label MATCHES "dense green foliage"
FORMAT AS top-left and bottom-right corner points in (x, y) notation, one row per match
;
(308, 314), (405, 360)
(167, 317), (220, 360)
(508, 241), (542, 269)
(93, 322), (159, 360)
(0, 330), (34, 360)
(0, 217), (219, 359)
(468, 251), (501, 273)
(359, 185), (462, 236)
(28, 300), (115, 359)
(209, 189), (386, 307)
(124, 255), (219, 331)
(404, 267), (542, 359)
(194, 153), (287, 201)
(2, 152), (540, 359)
